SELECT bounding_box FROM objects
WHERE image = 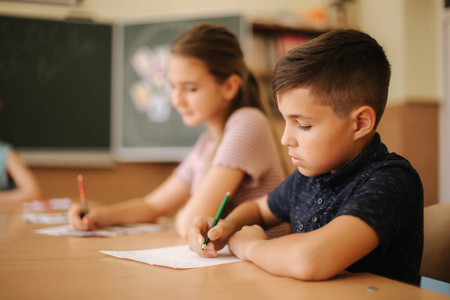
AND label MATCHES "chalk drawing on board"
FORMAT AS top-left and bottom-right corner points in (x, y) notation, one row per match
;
(129, 45), (172, 123)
